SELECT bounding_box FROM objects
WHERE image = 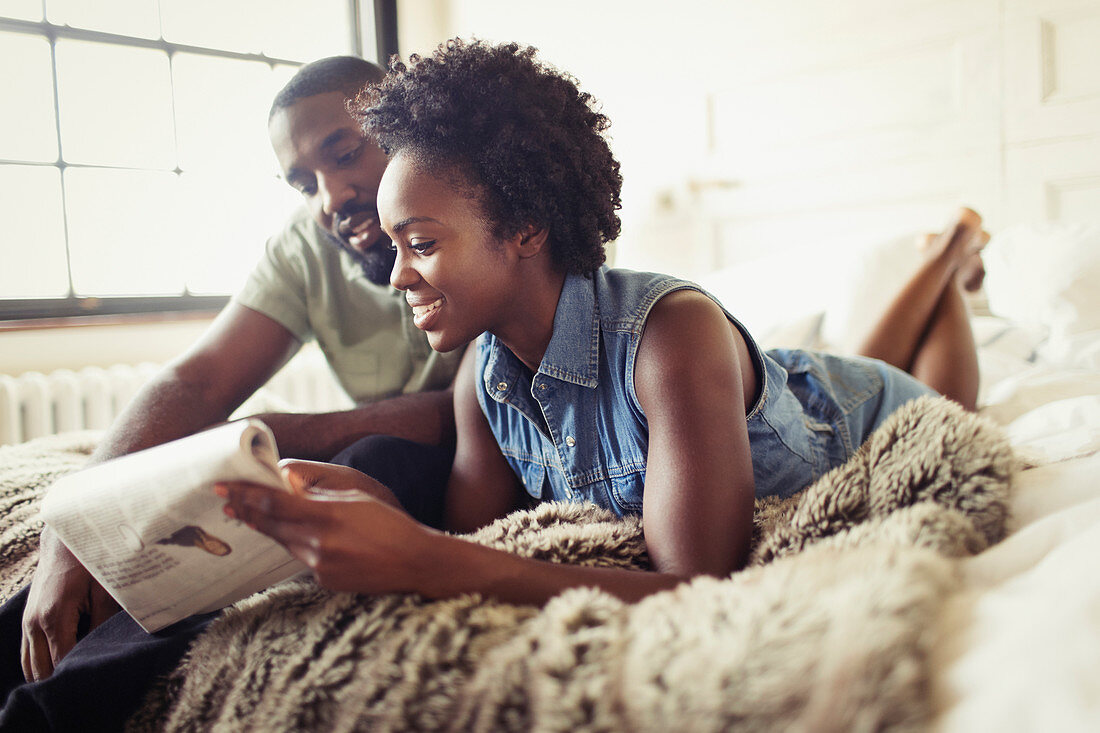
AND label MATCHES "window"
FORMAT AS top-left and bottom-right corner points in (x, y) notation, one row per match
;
(0, 0), (397, 321)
